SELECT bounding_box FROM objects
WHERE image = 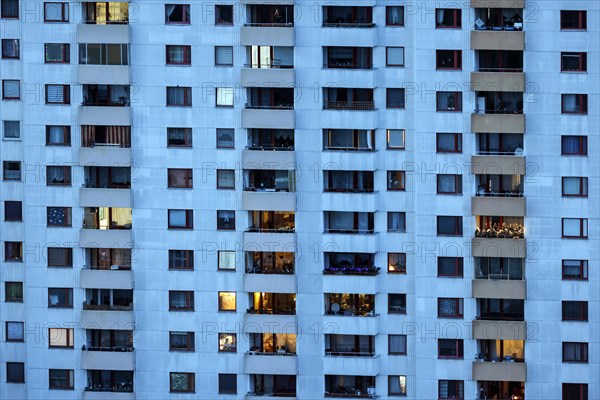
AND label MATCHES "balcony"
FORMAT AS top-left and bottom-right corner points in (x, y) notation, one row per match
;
(243, 192), (296, 211)
(323, 314), (379, 336)
(80, 188), (132, 208)
(472, 361), (527, 382)
(242, 149), (296, 169)
(244, 313), (298, 333)
(322, 192), (377, 213)
(248, 374), (296, 399)
(323, 47), (373, 70)
(80, 229), (132, 248)
(245, 353), (297, 375)
(242, 109), (294, 129)
(322, 6), (374, 28)
(472, 319), (526, 340)
(81, 309), (134, 330)
(471, 0), (525, 7)
(323, 275), (378, 296)
(323, 356), (379, 377)
(79, 147), (131, 166)
(242, 68), (294, 87)
(247, 128), (294, 151)
(323, 88), (374, 111)
(241, 25), (294, 46)
(472, 113), (525, 133)
(324, 375), (377, 399)
(471, 71), (525, 92)
(471, 155), (525, 175)
(472, 237), (526, 258)
(471, 30), (525, 51)
(244, 231), (295, 252)
(85, 370), (133, 398)
(244, 274), (296, 293)
(80, 269), (133, 290)
(77, 24), (130, 44)
(472, 197), (525, 217)
(82, 350), (134, 371)
(79, 106), (131, 126)
(83, 392), (134, 400)
(79, 65), (129, 85)
(472, 279), (526, 300)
